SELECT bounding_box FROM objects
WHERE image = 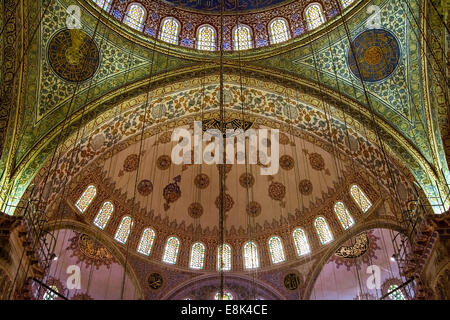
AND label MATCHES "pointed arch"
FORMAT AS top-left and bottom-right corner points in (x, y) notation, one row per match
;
(197, 24), (216, 51)
(159, 17), (180, 45)
(189, 242), (206, 269)
(92, 0), (112, 11)
(217, 243), (232, 271)
(243, 241), (259, 269)
(162, 236), (180, 264)
(233, 24), (253, 50)
(293, 228), (311, 256)
(75, 185), (97, 213)
(268, 236), (286, 264)
(305, 3), (326, 30)
(93, 201), (114, 230)
(137, 227), (156, 256)
(114, 216), (133, 244)
(334, 201), (355, 230)
(269, 18), (290, 44)
(314, 216), (333, 245)
(350, 184), (373, 213)
(123, 3), (146, 32)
